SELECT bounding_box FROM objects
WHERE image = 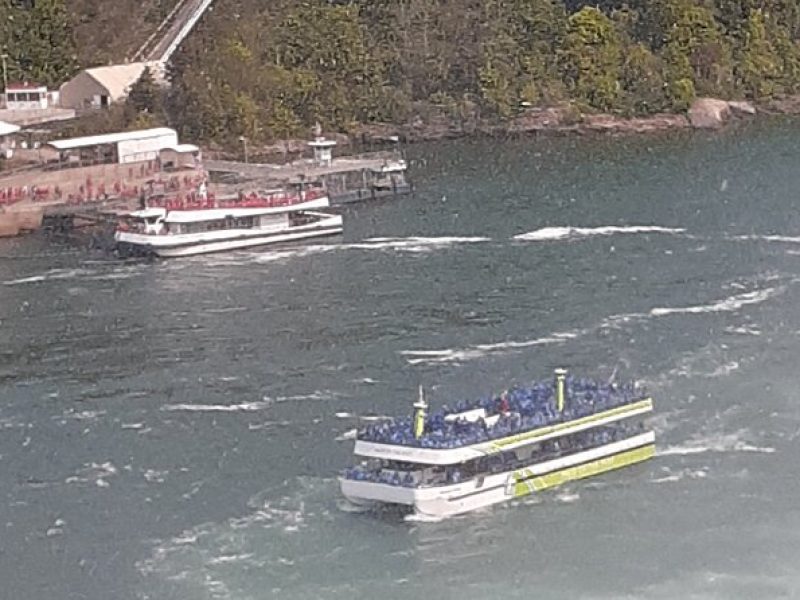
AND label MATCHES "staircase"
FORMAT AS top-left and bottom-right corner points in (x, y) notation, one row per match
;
(132, 0), (215, 64)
